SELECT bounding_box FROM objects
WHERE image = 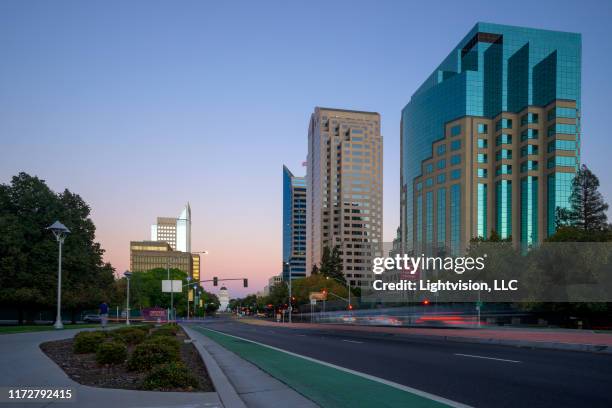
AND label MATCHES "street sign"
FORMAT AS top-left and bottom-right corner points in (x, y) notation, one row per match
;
(310, 299), (316, 305)
(309, 291), (327, 301)
(162, 280), (183, 293)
